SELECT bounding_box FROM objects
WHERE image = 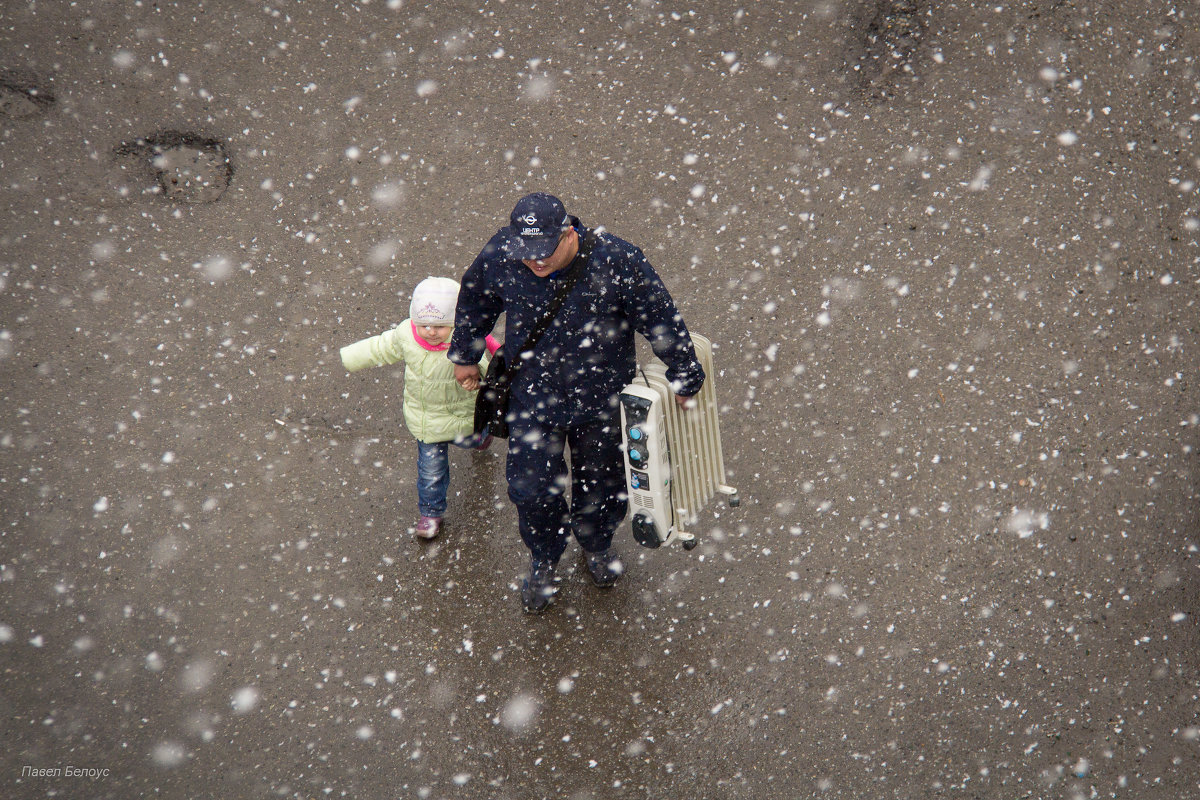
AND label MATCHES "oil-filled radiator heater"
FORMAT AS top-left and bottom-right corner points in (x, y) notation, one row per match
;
(619, 333), (739, 550)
